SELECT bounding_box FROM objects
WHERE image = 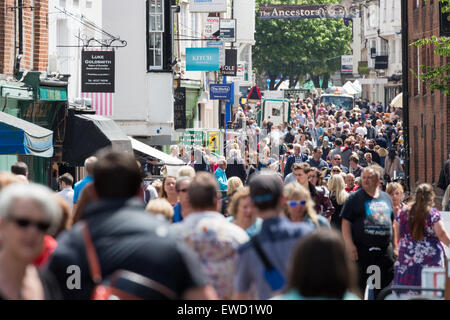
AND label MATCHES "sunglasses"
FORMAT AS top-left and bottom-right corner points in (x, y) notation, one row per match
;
(332, 169), (341, 173)
(288, 200), (307, 208)
(179, 188), (188, 193)
(9, 216), (51, 232)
